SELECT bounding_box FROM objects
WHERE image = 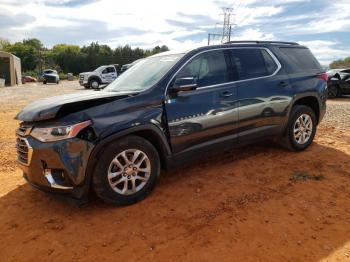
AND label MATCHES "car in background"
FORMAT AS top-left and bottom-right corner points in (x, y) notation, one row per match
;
(120, 59), (142, 74)
(22, 76), (37, 84)
(327, 68), (350, 98)
(42, 69), (59, 84)
(79, 65), (118, 89)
